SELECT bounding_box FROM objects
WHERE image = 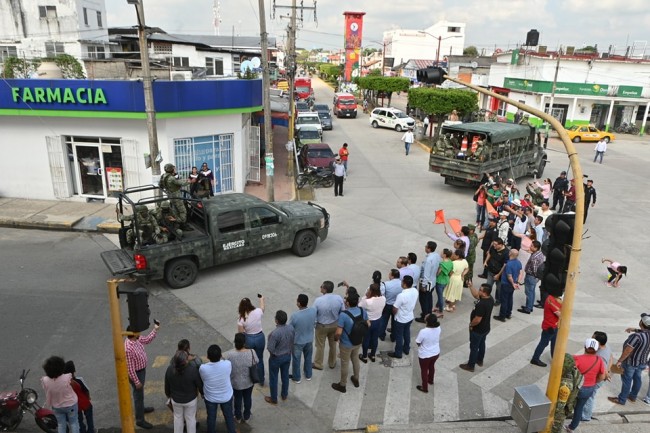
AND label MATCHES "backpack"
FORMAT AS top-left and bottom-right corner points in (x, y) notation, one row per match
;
(343, 308), (368, 346)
